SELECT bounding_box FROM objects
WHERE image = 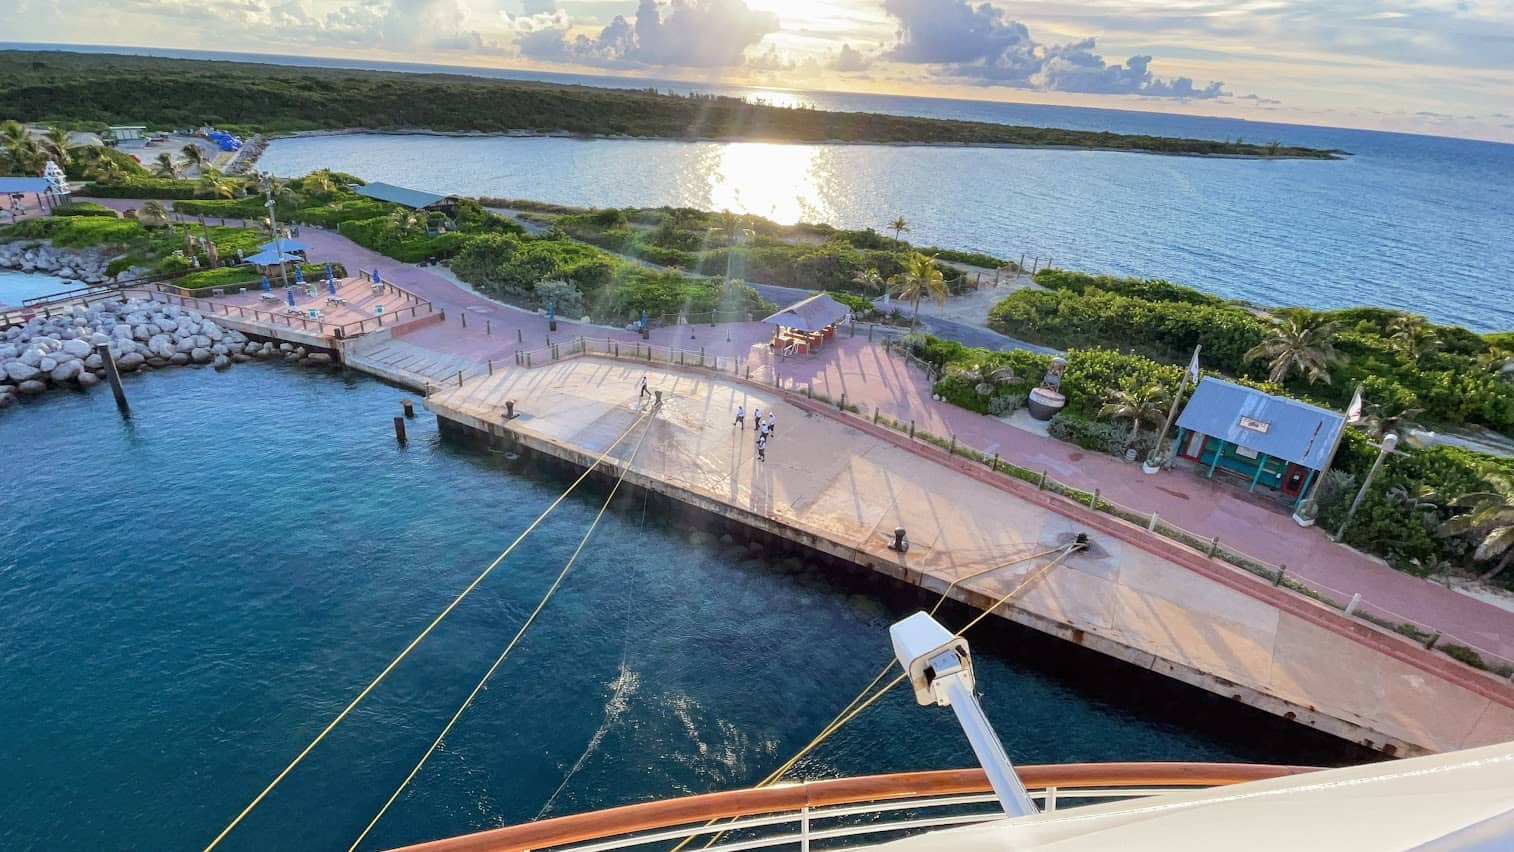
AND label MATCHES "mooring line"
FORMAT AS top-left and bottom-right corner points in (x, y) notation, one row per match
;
(676, 542), (1085, 852)
(349, 413), (658, 851)
(203, 411), (652, 852)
